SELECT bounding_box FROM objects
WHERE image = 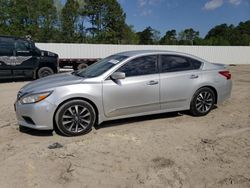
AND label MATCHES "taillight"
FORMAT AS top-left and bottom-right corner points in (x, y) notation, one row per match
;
(219, 71), (231, 80)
